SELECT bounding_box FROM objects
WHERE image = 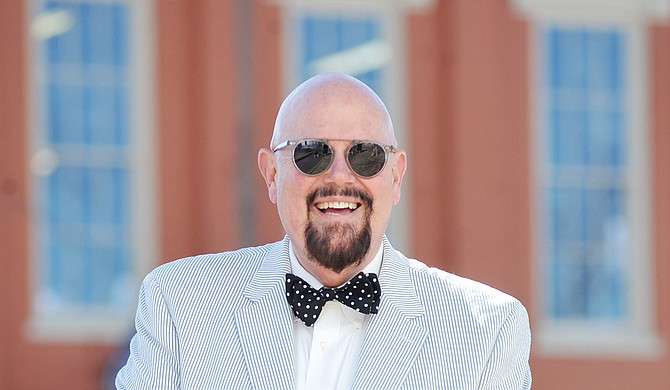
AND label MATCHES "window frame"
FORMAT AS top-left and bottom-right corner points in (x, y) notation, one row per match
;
(525, 7), (662, 357)
(25, 0), (156, 343)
